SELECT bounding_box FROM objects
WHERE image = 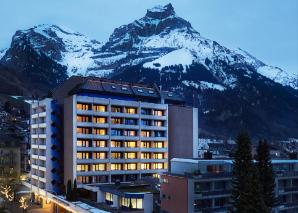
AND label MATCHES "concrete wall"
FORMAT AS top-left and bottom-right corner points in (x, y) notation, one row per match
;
(63, 95), (75, 185)
(143, 193), (153, 213)
(161, 174), (188, 213)
(168, 105), (198, 165)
